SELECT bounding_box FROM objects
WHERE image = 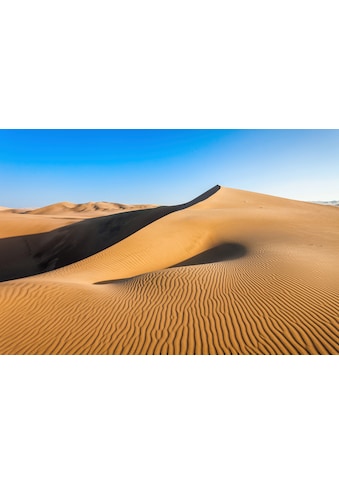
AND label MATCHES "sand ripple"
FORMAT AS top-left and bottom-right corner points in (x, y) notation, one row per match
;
(0, 187), (338, 354)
